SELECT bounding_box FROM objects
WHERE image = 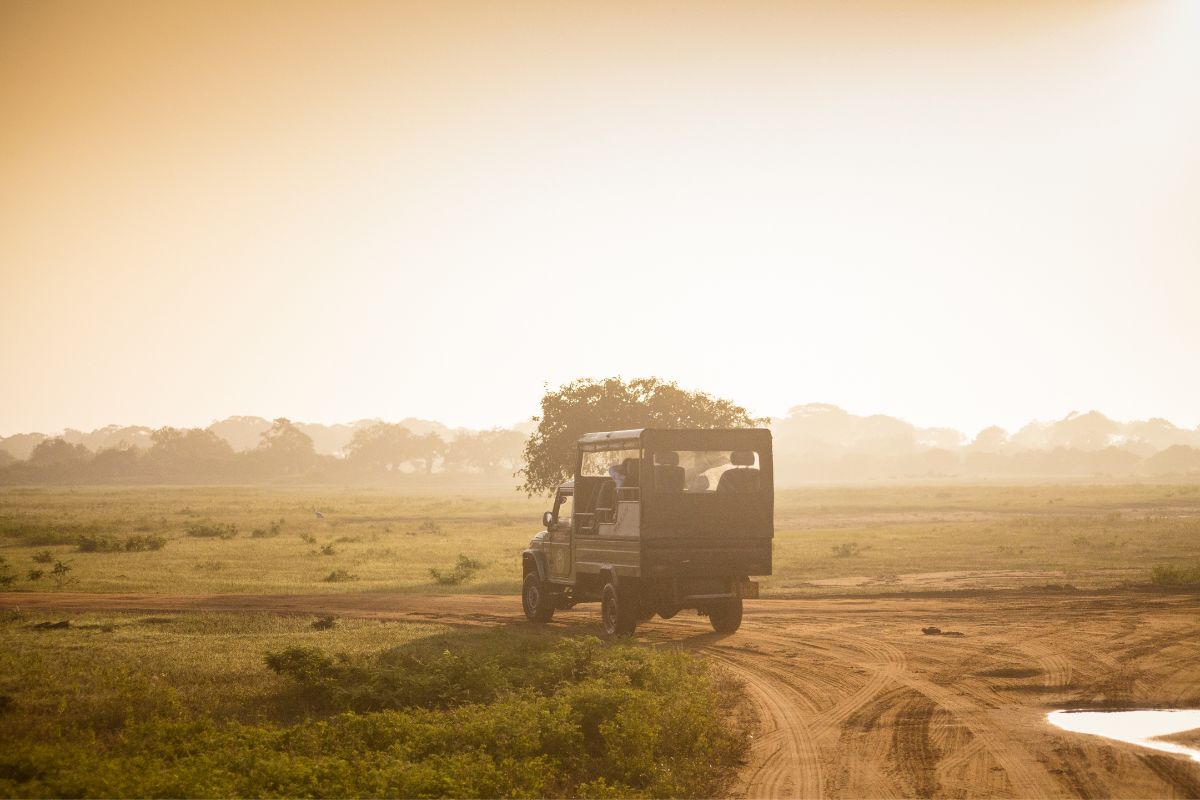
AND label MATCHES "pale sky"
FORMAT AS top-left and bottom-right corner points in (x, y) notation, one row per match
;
(2, 0), (1198, 437)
